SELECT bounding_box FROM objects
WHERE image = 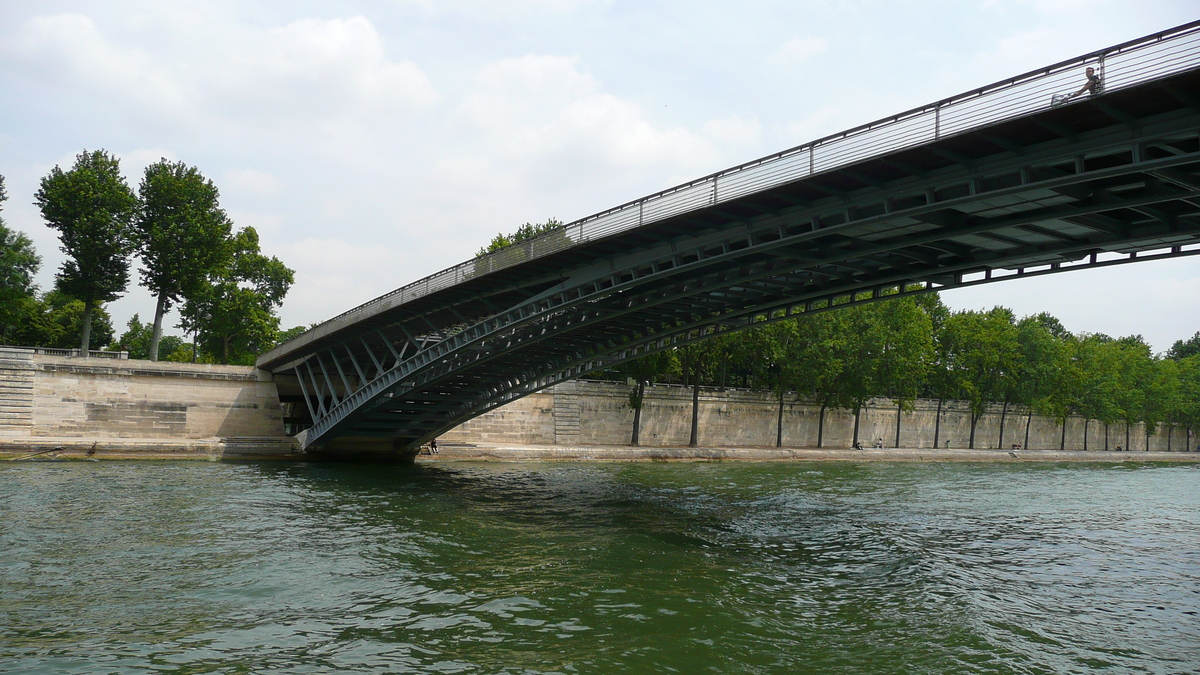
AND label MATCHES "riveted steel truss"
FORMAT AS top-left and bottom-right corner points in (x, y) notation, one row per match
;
(263, 63), (1200, 454)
